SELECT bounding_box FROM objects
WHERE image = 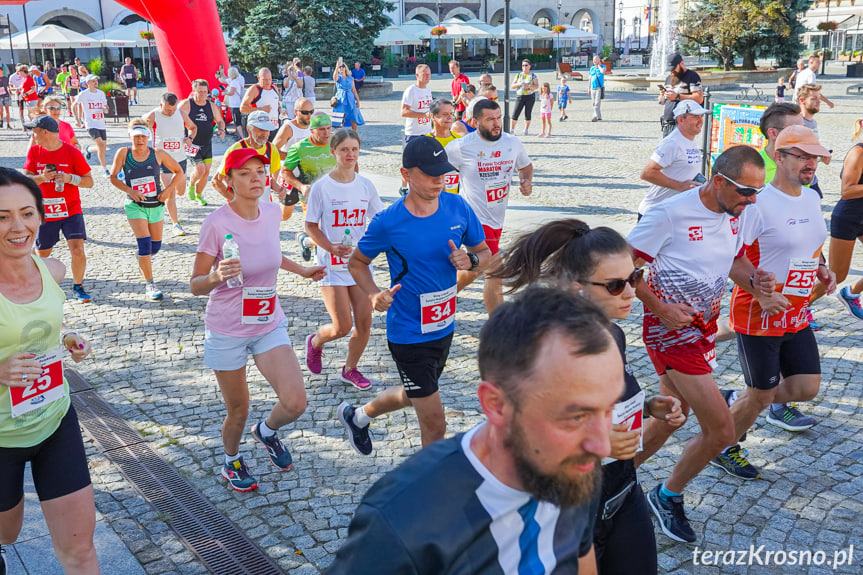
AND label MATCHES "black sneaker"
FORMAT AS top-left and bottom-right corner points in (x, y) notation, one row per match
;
(710, 444), (761, 480)
(297, 232), (312, 261)
(250, 421), (293, 470)
(338, 401), (372, 455)
(647, 484), (697, 543)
